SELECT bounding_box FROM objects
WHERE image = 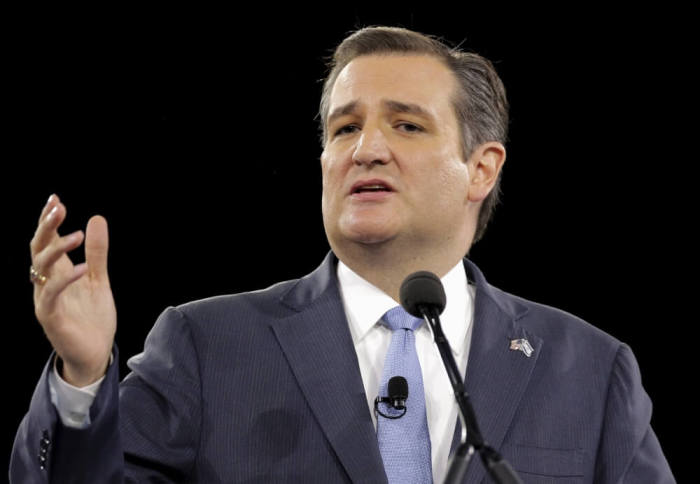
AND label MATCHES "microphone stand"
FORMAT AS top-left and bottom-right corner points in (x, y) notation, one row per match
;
(420, 305), (522, 484)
